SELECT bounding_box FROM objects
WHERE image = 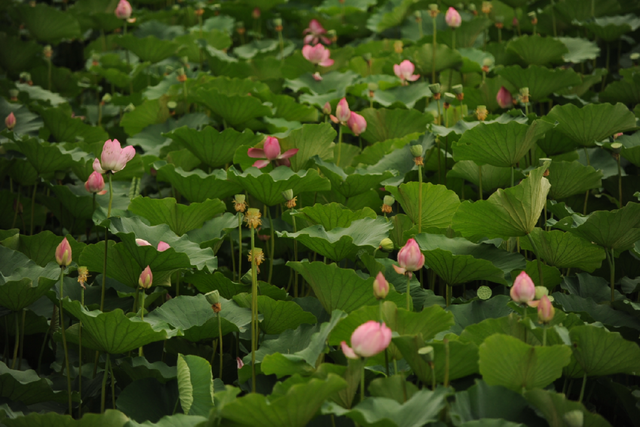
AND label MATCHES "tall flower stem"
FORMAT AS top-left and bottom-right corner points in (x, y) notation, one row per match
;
(101, 173), (114, 312)
(606, 248), (615, 303)
(431, 15), (437, 84)
(542, 326), (547, 347)
(78, 286), (85, 417)
(578, 373), (587, 402)
(443, 338), (450, 387)
(451, 29), (456, 51)
(229, 234), (236, 280)
(238, 214), (243, 280)
(18, 309), (25, 369)
(405, 275), (412, 311)
(123, 22), (130, 67)
(337, 125), (343, 166)
(360, 363), (366, 402)
(30, 182), (37, 235)
(100, 353), (111, 413)
(58, 268), (73, 415)
(418, 164), (423, 234)
(250, 227), (258, 393)
(478, 165), (483, 200)
(267, 208), (275, 284)
(551, 0), (557, 36)
(616, 154), (623, 208)
(11, 312), (19, 369)
(292, 215), (299, 298)
(217, 311), (223, 378)
(138, 290), (146, 357)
